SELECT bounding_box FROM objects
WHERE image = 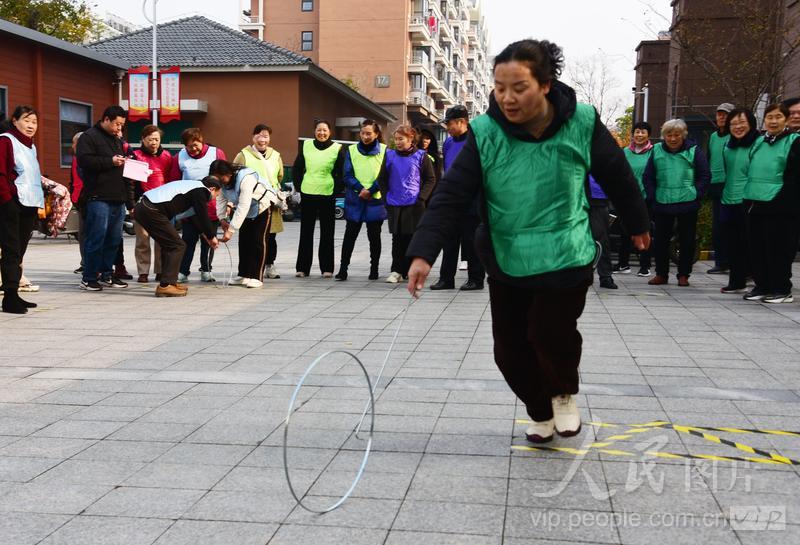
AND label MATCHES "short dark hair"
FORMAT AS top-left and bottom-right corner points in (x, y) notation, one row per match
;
(11, 105), (38, 122)
(724, 107), (757, 135)
(360, 119), (383, 143)
(632, 121), (652, 135)
(765, 102), (790, 118)
(208, 159), (243, 179)
(102, 105), (127, 121)
(181, 127), (203, 145)
(314, 119), (333, 132)
(782, 97), (800, 109)
(140, 124), (163, 140)
(201, 175), (222, 190)
(253, 123), (272, 135)
(494, 39), (564, 85)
